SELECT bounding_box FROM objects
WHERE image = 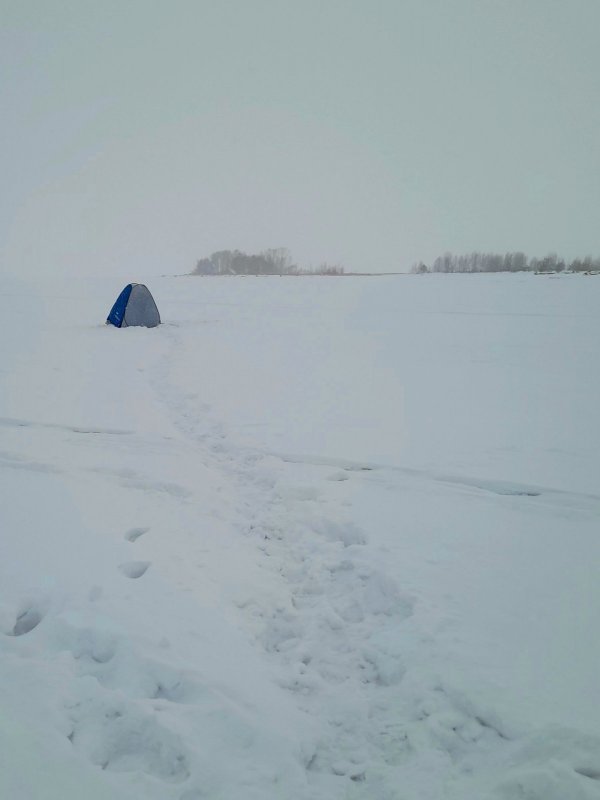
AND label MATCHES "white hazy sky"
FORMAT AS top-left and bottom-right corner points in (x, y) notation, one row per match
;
(2, 0), (599, 276)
